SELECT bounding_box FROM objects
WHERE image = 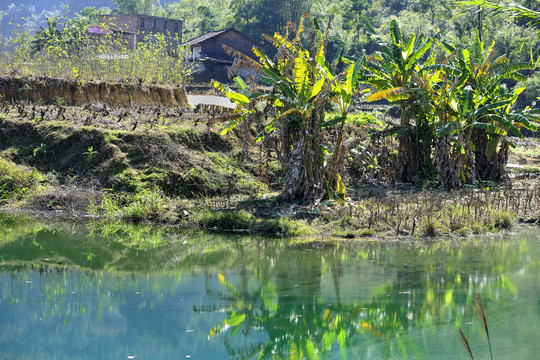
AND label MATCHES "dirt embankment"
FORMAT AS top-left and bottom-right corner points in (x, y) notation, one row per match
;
(0, 76), (189, 108)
